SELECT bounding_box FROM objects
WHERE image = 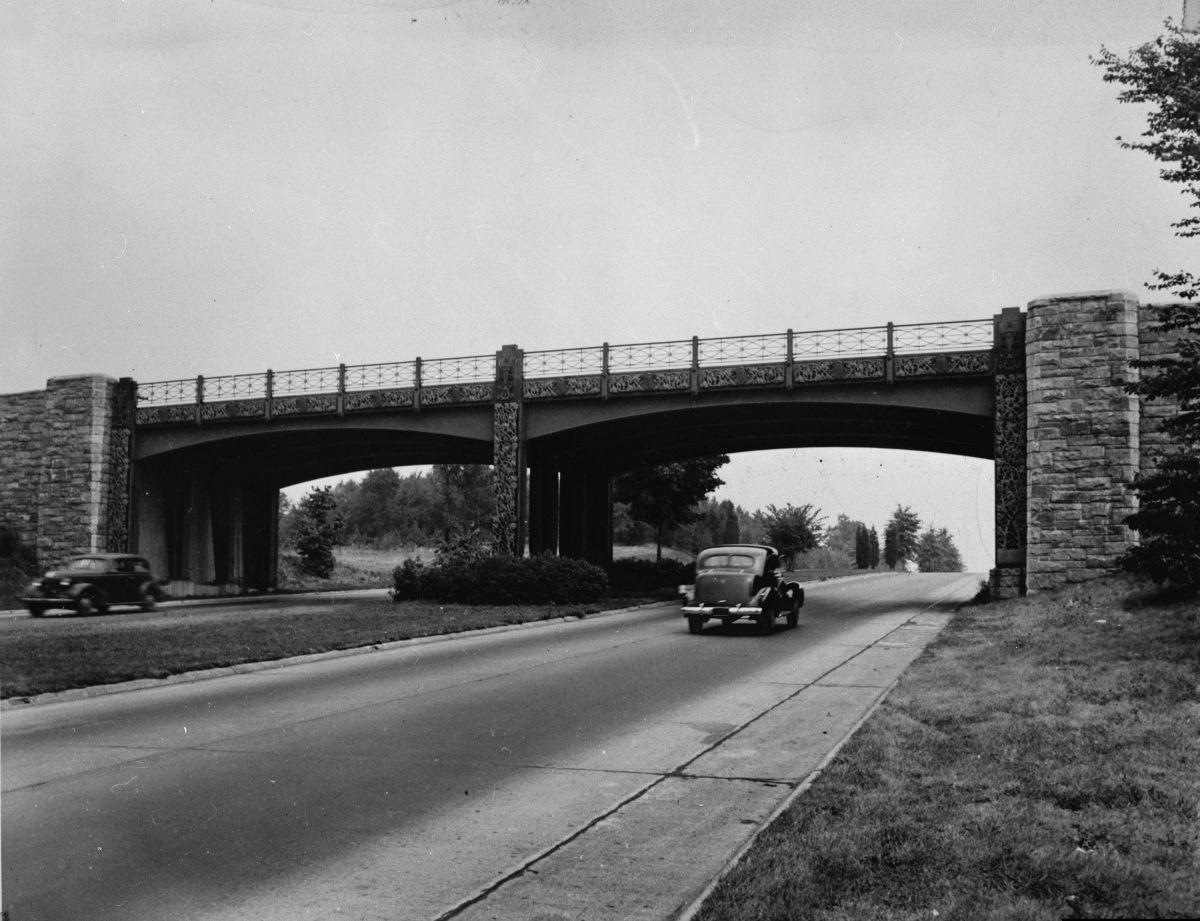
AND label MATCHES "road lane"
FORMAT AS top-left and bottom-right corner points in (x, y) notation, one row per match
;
(1, 572), (978, 920)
